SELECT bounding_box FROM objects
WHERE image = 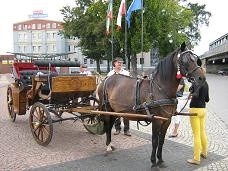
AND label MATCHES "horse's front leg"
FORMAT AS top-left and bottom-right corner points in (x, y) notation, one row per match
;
(151, 122), (160, 167)
(105, 116), (116, 152)
(157, 120), (171, 166)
